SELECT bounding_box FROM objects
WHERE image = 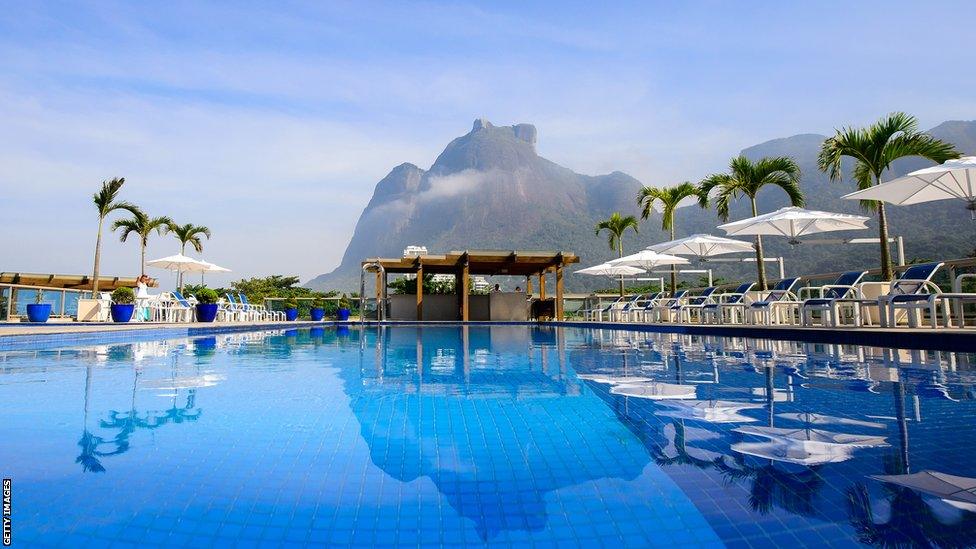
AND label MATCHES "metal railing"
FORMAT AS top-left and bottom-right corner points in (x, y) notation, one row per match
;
(1, 283), (92, 321)
(578, 256), (976, 315)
